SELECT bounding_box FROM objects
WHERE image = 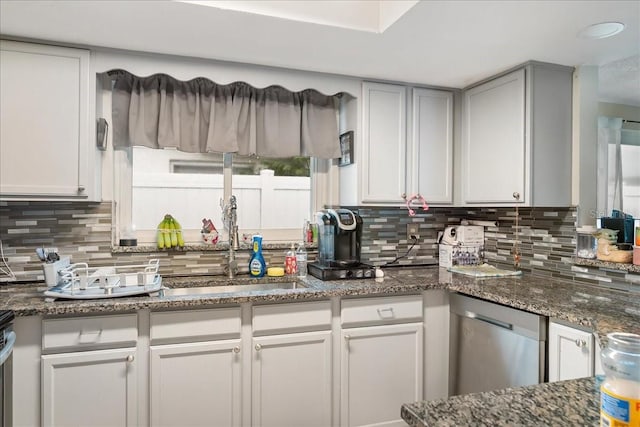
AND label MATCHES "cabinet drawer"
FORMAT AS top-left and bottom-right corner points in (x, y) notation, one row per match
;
(253, 300), (331, 335)
(341, 295), (422, 327)
(151, 307), (241, 343)
(42, 314), (137, 351)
